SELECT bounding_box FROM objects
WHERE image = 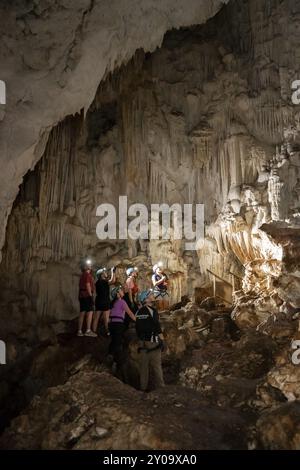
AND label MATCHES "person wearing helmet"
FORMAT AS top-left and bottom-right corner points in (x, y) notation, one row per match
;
(124, 266), (139, 313)
(135, 290), (165, 391)
(77, 259), (97, 337)
(108, 285), (136, 380)
(151, 263), (169, 311)
(92, 266), (116, 336)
